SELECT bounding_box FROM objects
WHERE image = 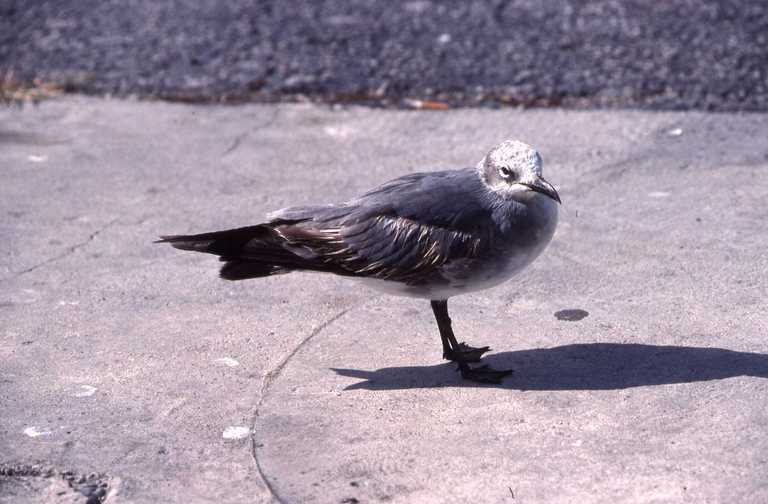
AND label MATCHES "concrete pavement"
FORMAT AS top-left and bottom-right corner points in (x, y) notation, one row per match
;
(1, 97), (767, 503)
